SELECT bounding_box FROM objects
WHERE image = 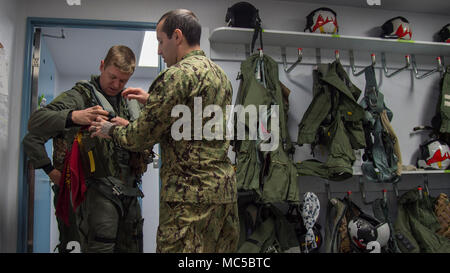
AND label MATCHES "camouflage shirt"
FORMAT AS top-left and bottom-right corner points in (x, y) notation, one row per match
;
(112, 50), (237, 204)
